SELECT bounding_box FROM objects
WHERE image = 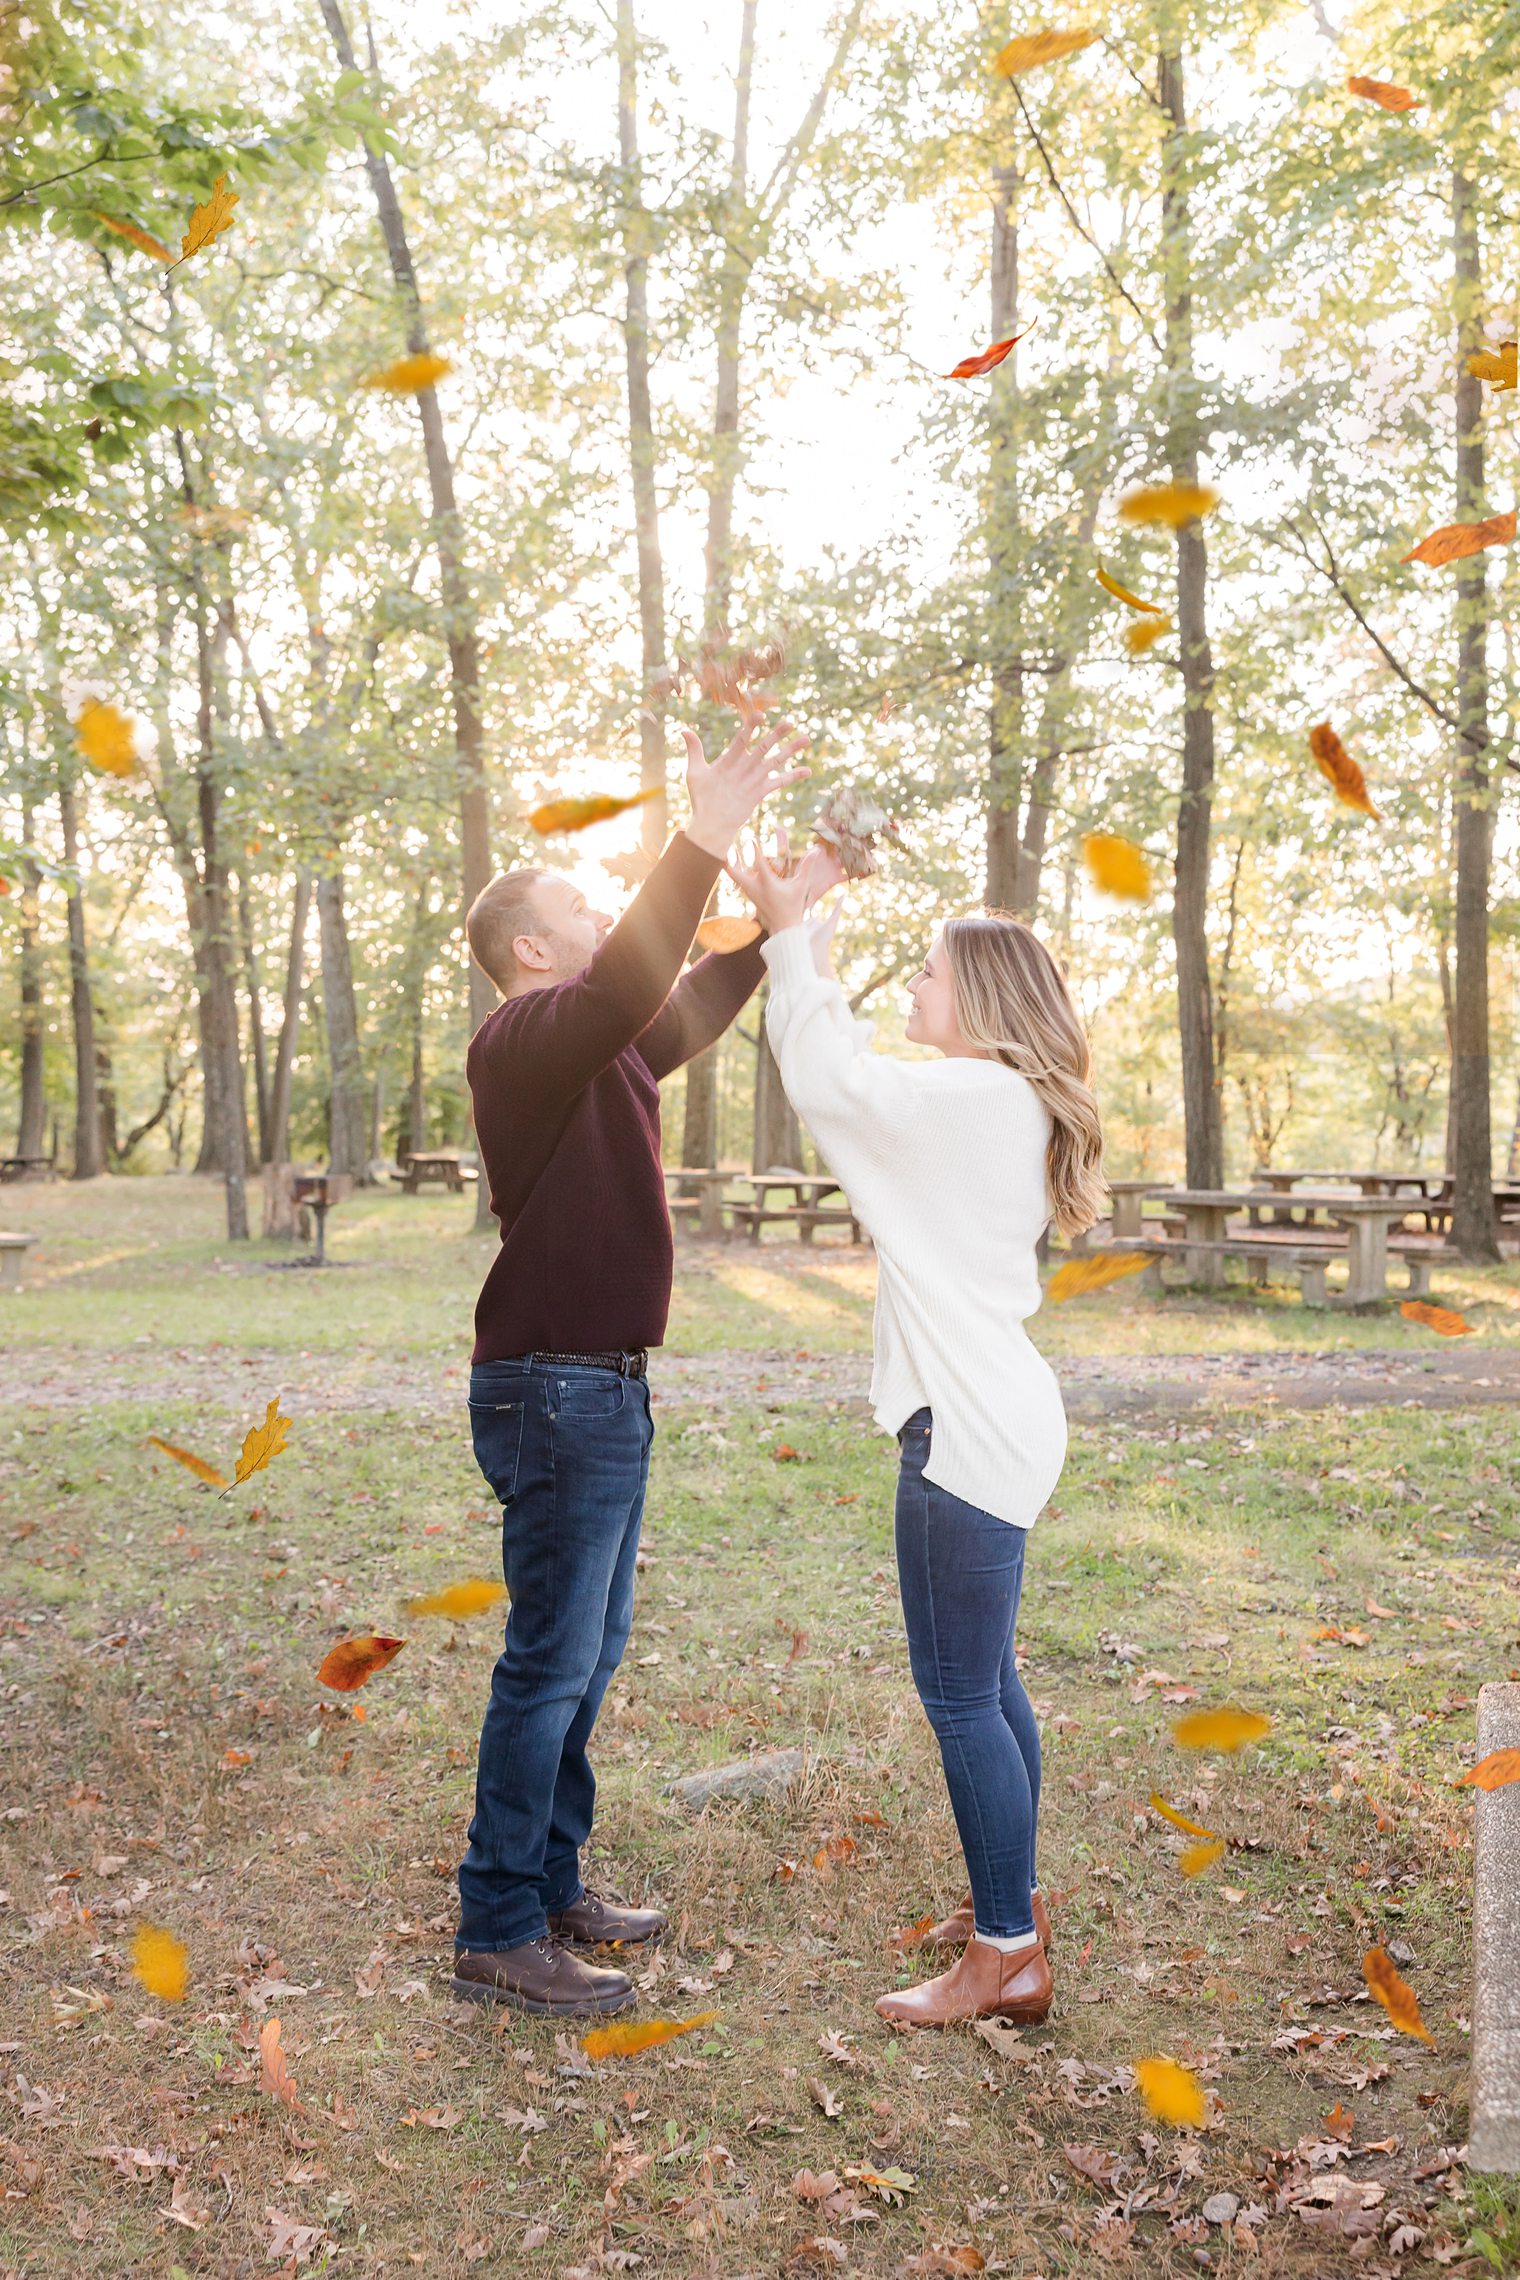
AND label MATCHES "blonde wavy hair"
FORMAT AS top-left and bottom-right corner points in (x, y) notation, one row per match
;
(939, 912), (1106, 1240)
